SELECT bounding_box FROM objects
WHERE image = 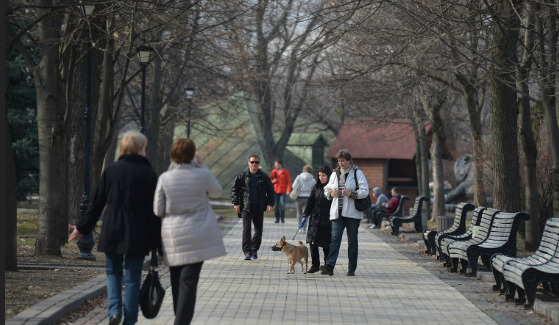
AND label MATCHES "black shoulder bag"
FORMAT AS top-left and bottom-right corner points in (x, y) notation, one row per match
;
(353, 169), (372, 212)
(139, 250), (165, 319)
